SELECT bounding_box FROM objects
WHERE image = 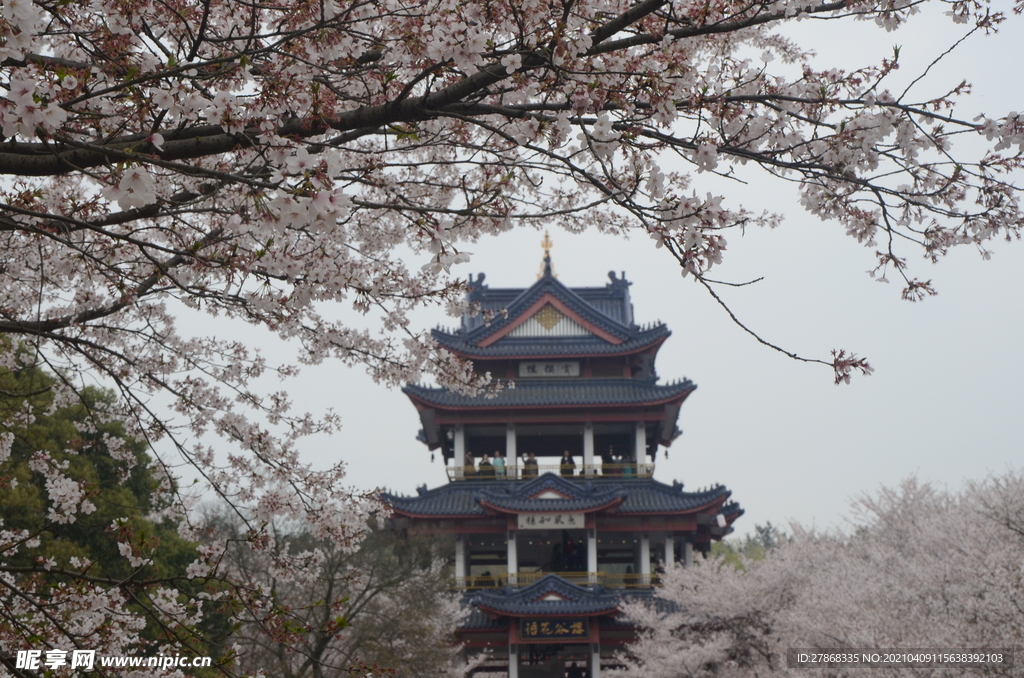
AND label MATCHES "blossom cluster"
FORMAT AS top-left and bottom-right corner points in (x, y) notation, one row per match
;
(618, 471), (1024, 677)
